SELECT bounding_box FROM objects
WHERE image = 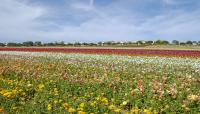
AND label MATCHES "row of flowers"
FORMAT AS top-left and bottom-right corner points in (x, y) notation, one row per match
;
(0, 47), (200, 57)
